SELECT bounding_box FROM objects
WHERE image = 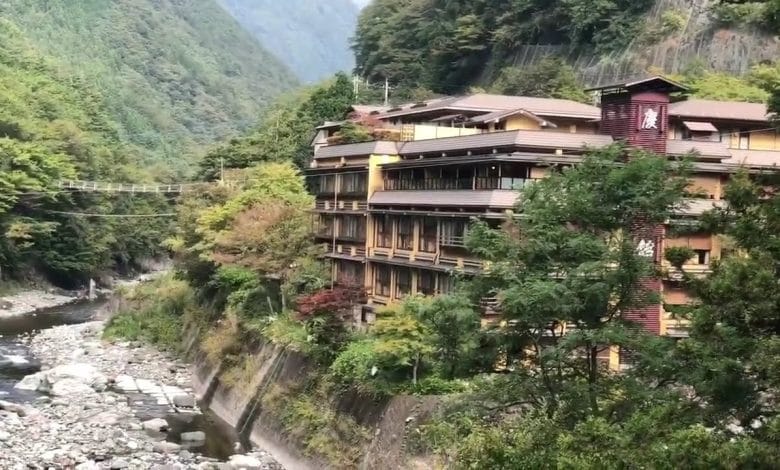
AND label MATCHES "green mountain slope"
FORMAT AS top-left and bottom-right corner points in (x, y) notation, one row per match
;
(0, 19), (170, 285)
(353, 0), (780, 95)
(217, 0), (358, 83)
(1, 0), (298, 173)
